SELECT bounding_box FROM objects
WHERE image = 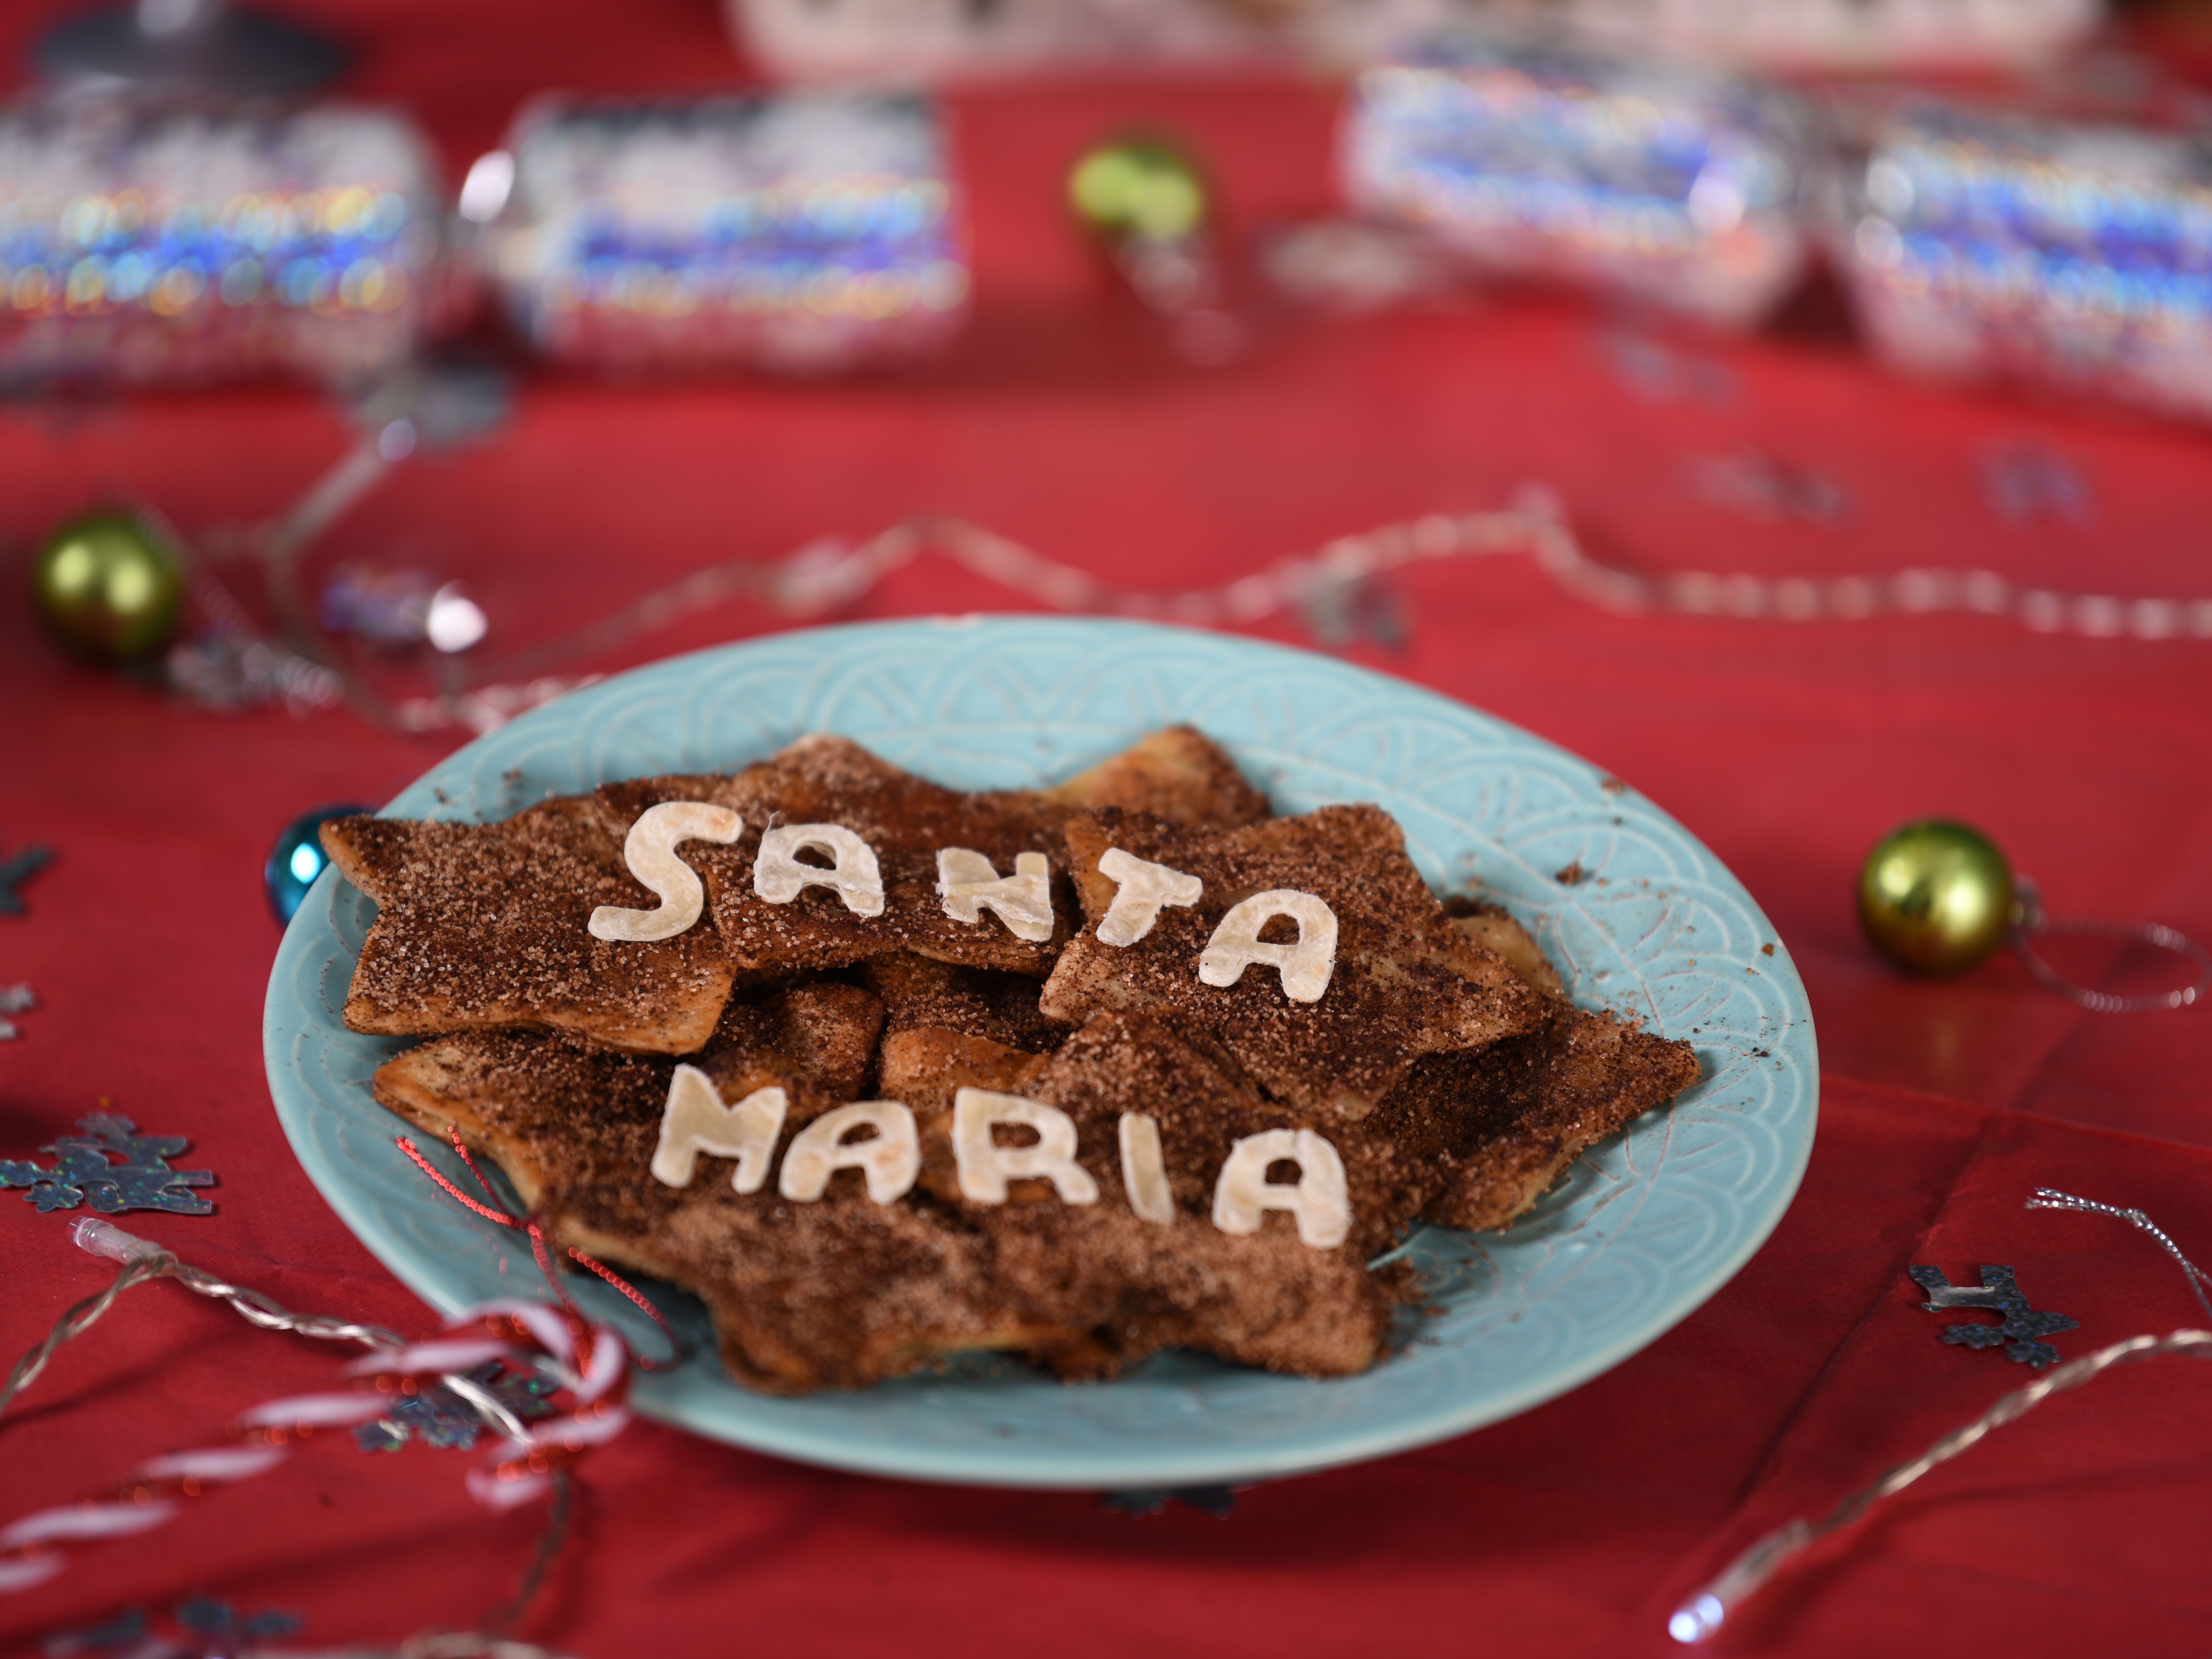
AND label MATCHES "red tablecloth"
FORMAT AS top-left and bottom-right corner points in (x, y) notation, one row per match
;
(4, 3), (2211, 1653)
